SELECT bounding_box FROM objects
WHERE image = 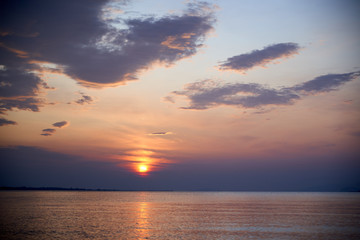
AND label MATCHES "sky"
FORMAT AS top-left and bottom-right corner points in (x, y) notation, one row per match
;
(0, 0), (359, 191)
